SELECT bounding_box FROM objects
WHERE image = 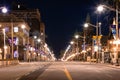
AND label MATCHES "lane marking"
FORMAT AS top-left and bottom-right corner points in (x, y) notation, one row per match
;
(64, 67), (73, 80)
(106, 74), (113, 78)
